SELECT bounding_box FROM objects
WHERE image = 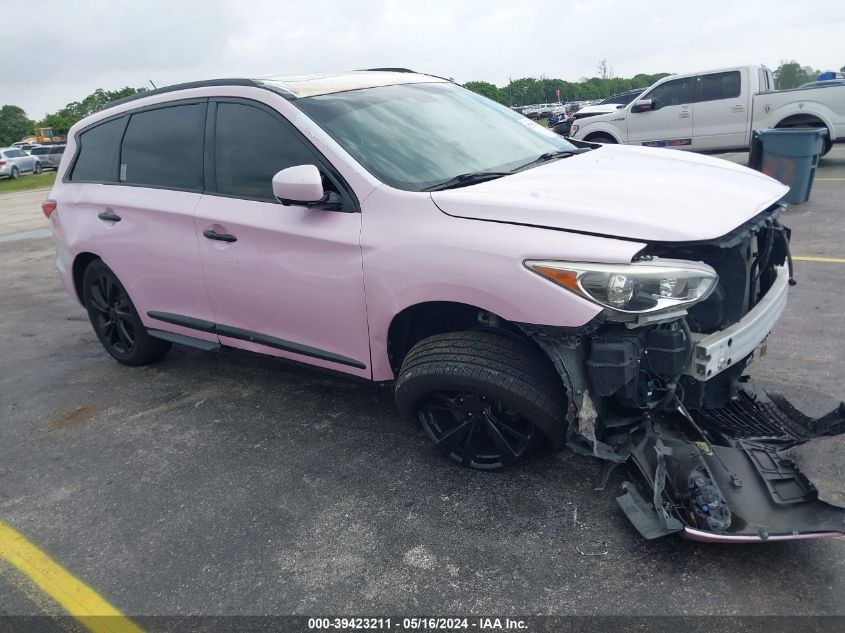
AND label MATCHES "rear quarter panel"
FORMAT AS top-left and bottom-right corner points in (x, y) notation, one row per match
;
(753, 86), (845, 140)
